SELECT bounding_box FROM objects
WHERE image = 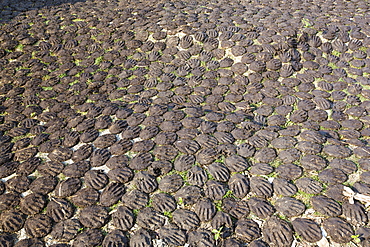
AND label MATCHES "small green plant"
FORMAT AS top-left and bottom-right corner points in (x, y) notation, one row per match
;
(178, 197), (184, 205)
(309, 173), (320, 182)
(163, 211), (172, 218)
(332, 50), (341, 56)
(42, 86), (53, 90)
(327, 62), (339, 69)
(165, 170), (177, 176)
(266, 172), (279, 179)
(95, 56), (104, 65)
(313, 211), (326, 217)
(58, 173), (67, 180)
(206, 171), (214, 180)
(214, 200), (223, 211)
(58, 73), (67, 78)
(223, 190), (237, 199)
(351, 234), (361, 244)
(128, 65), (139, 71)
(276, 213), (289, 222)
(15, 66), (28, 71)
(110, 203), (120, 211)
(301, 18), (313, 28)
(69, 80), (79, 86)
(359, 46), (368, 52)
(41, 207), (47, 213)
(214, 155), (225, 163)
(234, 140), (247, 145)
(212, 226), (224, 241)
(269, 159), (283, 168)
(293, 232), (303, 242)
(43, 75), (51, 80)
(15, 44), (24, 51)
(133, 209), (139, 216)
(295, 191), (314, 207)
(11, 134), (28, 143)
(178, 170), (188, 180)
